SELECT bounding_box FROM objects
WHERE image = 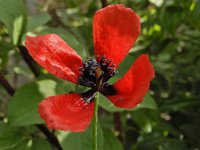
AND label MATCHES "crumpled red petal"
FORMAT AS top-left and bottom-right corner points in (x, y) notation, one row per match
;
(39, 94), (94, 132)
(25, 34), (82, 84)
(93, 4), (140, 67)
(106, 55), (155, 108)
